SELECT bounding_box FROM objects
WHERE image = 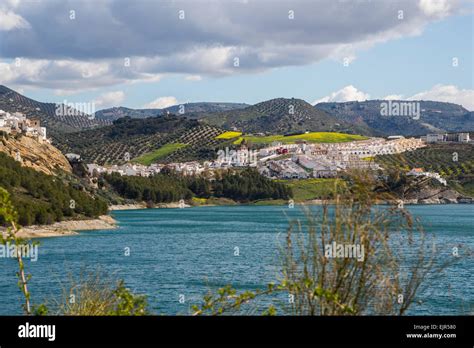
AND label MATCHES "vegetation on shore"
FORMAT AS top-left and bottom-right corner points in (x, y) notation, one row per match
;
(278, 178), (347, 201)
(102, 168), (292, 204)
(36, 271), (148, 316)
